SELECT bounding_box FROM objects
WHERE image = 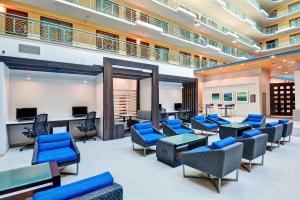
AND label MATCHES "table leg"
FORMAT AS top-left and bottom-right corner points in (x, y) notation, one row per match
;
(49, 162), (61, 188)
